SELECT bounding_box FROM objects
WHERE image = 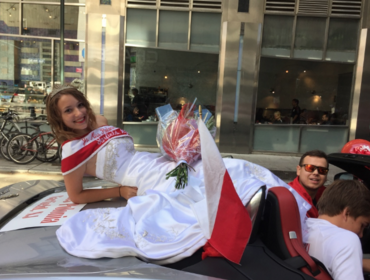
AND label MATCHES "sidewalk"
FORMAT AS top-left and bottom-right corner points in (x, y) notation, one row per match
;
(0, 147), (344, 185)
